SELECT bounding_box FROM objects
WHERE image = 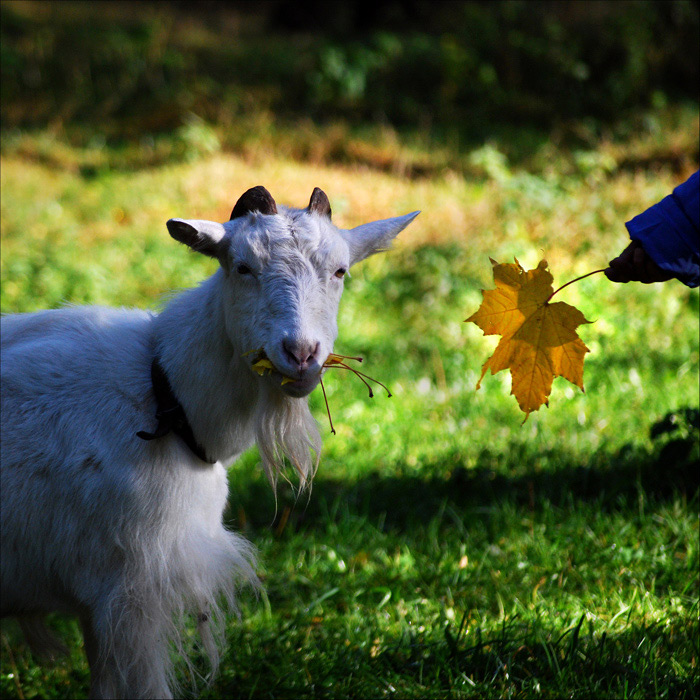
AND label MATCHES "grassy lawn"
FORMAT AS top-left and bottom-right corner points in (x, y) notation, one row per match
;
(1, 115), (698, 698)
